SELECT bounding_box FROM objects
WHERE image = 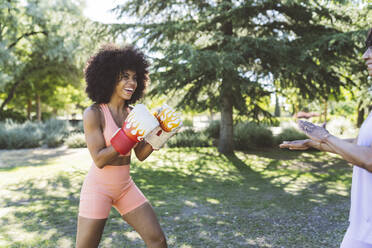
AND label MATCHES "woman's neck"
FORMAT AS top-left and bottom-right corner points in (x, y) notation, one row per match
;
(108, 97), (127, 114)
